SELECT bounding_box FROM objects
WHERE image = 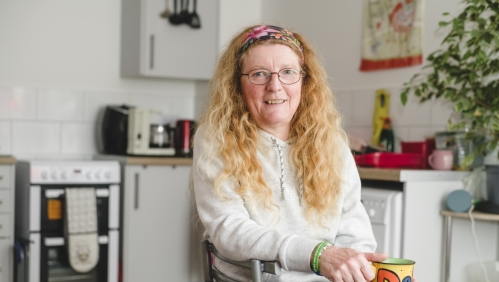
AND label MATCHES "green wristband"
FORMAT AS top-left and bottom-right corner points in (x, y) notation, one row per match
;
(312, 241), (331, 275)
